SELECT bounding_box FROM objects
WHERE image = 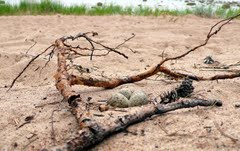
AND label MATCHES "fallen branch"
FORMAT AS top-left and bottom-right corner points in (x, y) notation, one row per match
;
(64, 14), (240, 88)
(52, 99), (222, 151)
(9, 14), (240, 91)
(68, 66), (240, 88)
(8, 14), (240, 151)
(50, 14), (237, 150)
